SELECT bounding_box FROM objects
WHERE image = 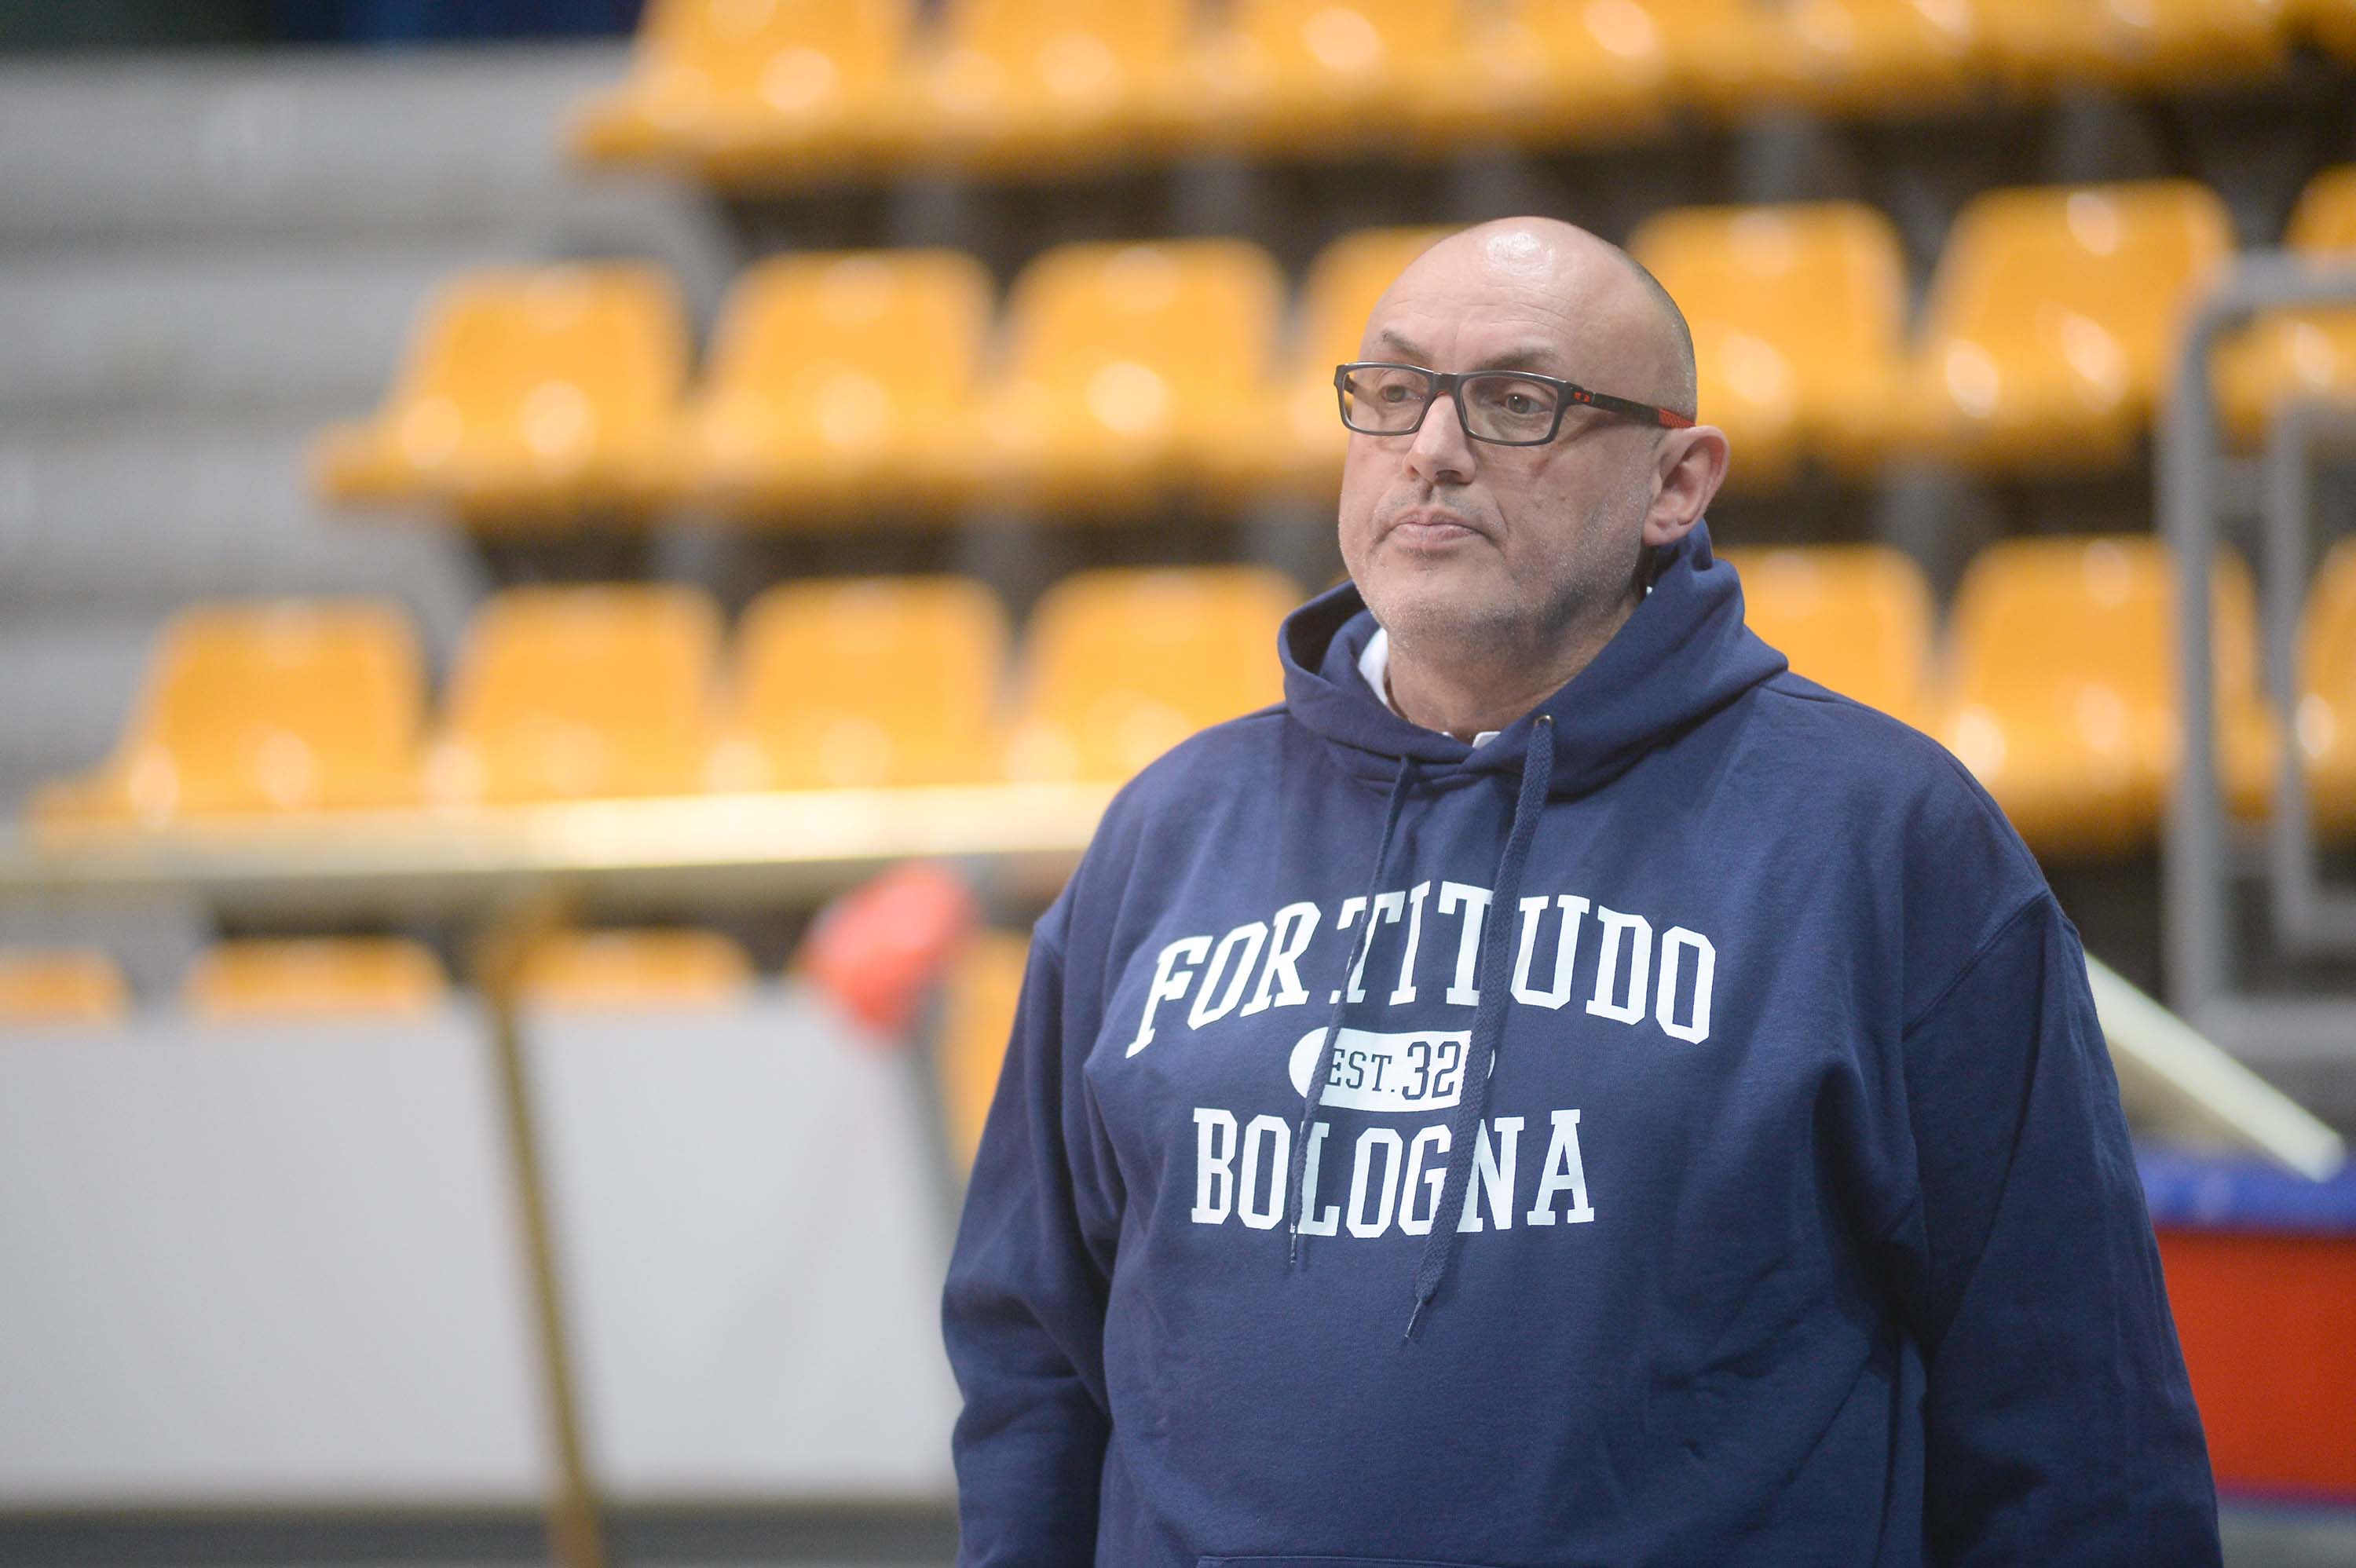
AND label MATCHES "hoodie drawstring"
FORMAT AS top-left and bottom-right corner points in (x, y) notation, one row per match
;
(1285, 754), (1420, 1266)
(1406, 714), (1556, 1340)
